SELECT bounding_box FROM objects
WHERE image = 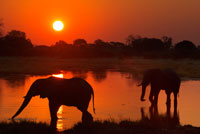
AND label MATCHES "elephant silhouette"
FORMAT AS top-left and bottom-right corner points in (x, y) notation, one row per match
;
(12, 77), (95, 129)
(138, 68), (181, 108)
